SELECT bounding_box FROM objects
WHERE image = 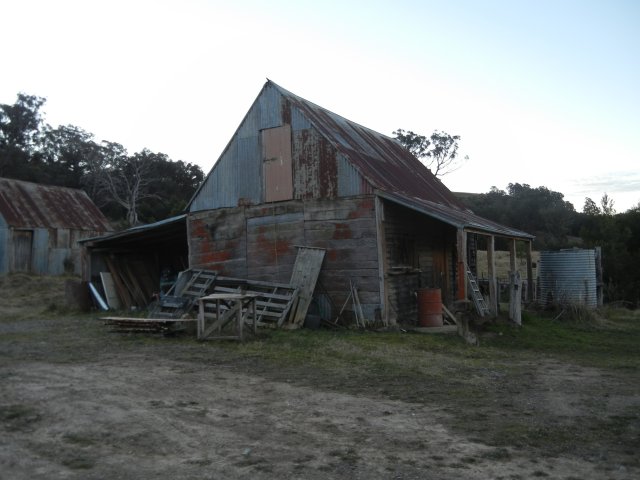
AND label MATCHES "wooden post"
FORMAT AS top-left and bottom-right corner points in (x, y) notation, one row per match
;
(526, 240), (534, 301)
(509, 238), (517, 274)
(374, 196), (390, 326)
(509, 271), (522, 325)
(595, 246), (603, 307)
(487, 235), (498, 317)
(456, 228), (467, 300)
